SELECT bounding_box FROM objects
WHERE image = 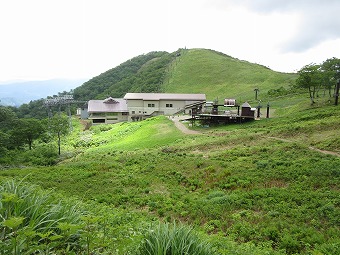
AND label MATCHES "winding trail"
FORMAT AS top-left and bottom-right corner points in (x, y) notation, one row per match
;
(267, 136), (340, 157)
(169, 116), (201, 135)
(169, 117), (340, 157)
